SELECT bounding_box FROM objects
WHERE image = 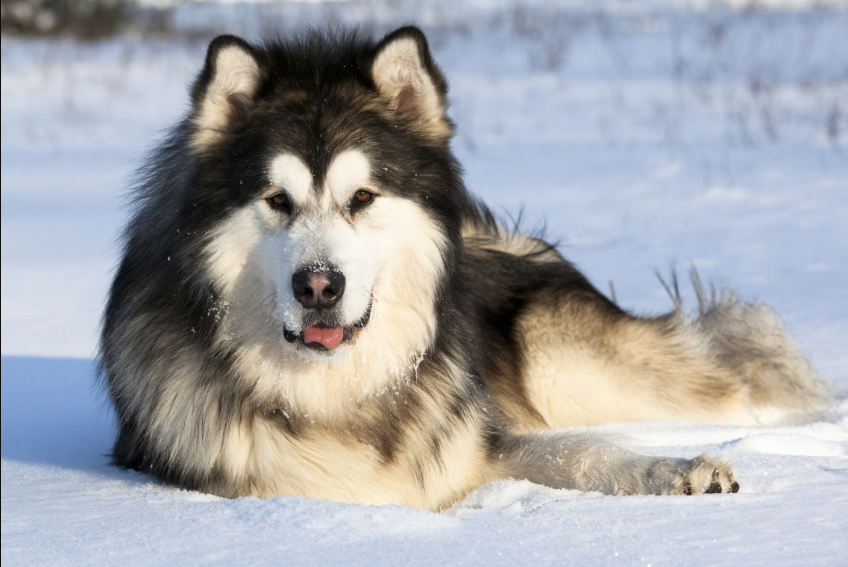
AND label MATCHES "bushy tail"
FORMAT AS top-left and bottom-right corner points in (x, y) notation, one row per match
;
(659, 269), (833, 423)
